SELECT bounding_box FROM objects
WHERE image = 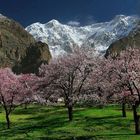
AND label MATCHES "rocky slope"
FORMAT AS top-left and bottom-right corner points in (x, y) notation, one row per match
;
(106, 23), (140, 57)
(0, 14), (51, 74)
(26, 15), (139, 57)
